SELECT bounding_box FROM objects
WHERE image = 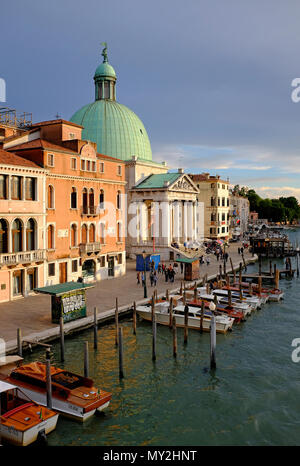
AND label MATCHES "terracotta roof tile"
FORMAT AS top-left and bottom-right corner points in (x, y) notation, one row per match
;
(8, 139), (78, 154)
(0, 149), (41, 168)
